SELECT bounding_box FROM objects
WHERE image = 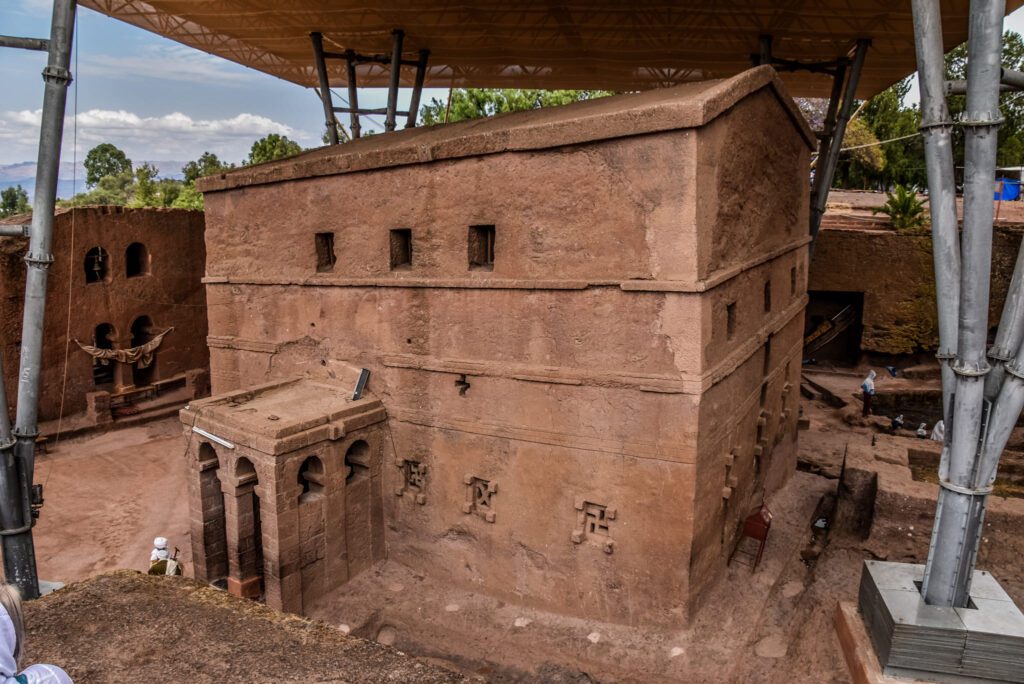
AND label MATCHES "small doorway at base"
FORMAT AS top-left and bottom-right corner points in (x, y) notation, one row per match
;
(92, 323), (116, 388)
(130, 315), (157, 387)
